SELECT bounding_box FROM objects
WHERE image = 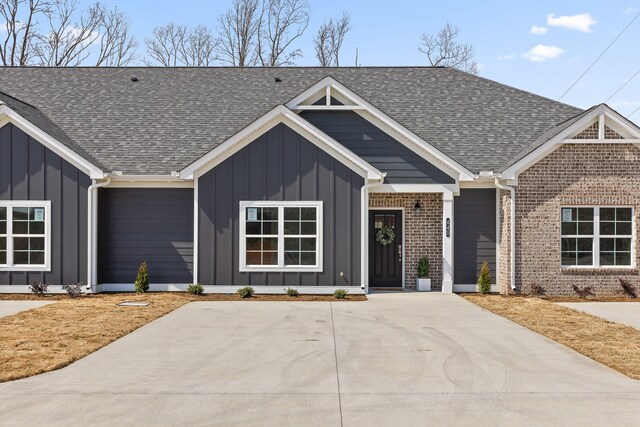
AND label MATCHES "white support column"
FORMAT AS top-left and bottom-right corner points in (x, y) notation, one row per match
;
(193, 177), (199, 285)
(442, 191), (454, 293)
